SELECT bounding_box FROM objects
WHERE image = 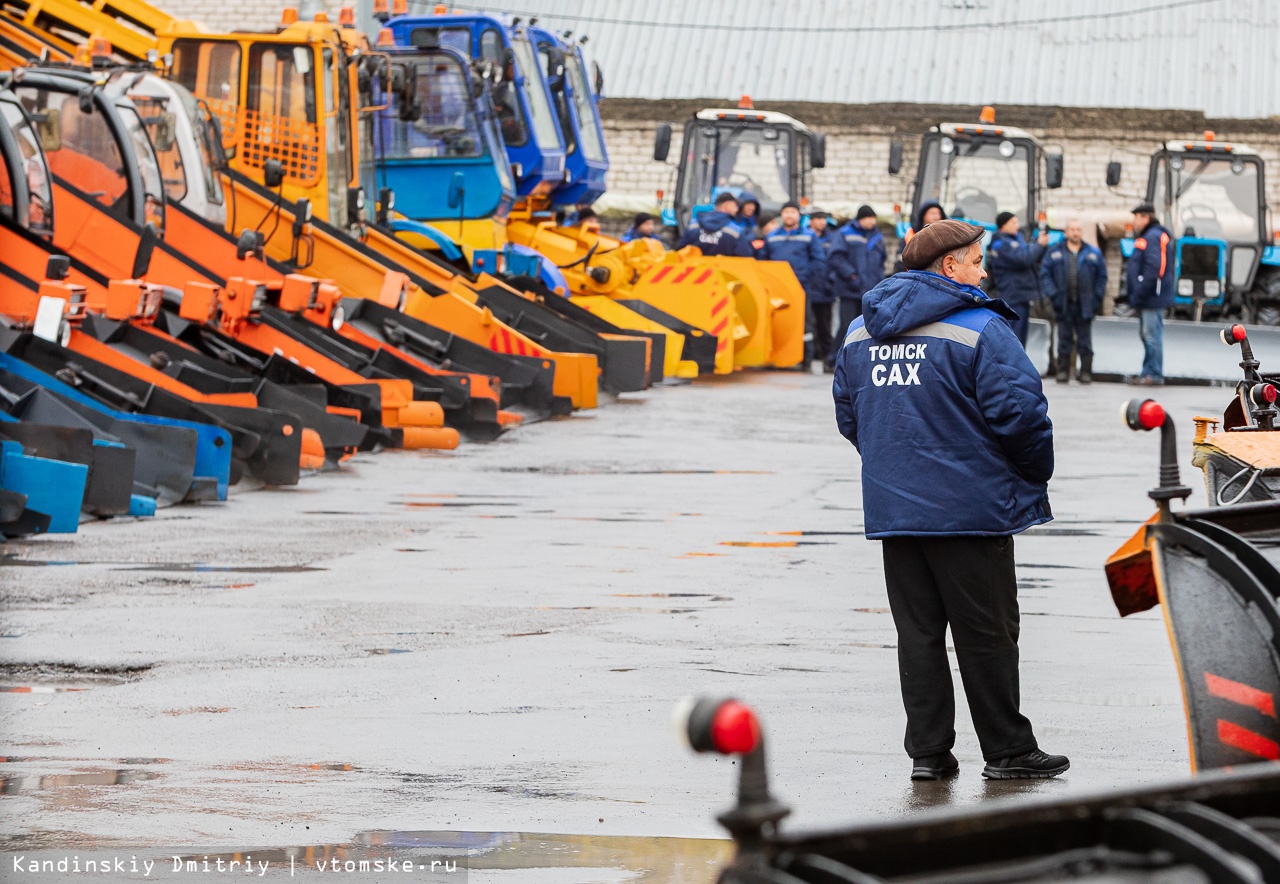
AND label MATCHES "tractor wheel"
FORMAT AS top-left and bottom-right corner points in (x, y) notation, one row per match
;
(1256, 305), (1280, 326)
(1249, 268), (1280, 325)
